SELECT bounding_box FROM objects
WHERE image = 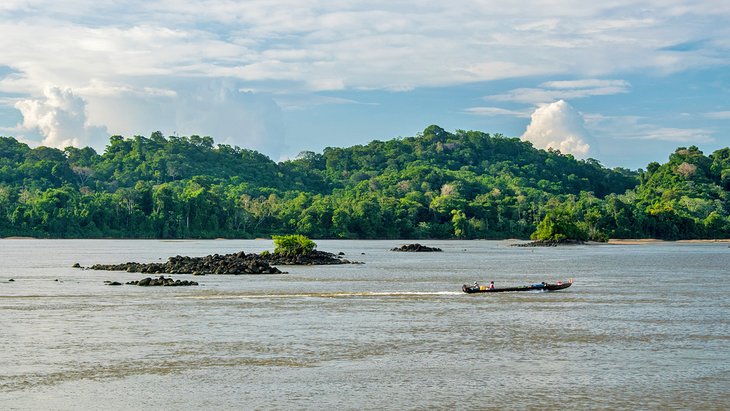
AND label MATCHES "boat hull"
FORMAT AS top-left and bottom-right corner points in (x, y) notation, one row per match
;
(462, 281), (572, 294)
